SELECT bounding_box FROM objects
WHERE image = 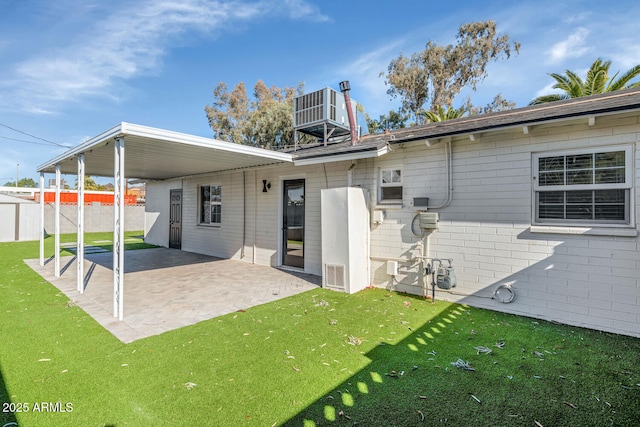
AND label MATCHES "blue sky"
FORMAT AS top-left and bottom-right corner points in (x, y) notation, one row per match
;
(1, 0), (639, 184)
